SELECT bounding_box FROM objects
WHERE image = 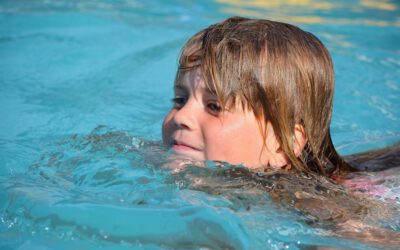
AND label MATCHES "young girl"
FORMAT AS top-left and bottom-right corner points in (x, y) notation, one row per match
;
(162, 16), (400, 246)
(163, 16), (349, 175)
